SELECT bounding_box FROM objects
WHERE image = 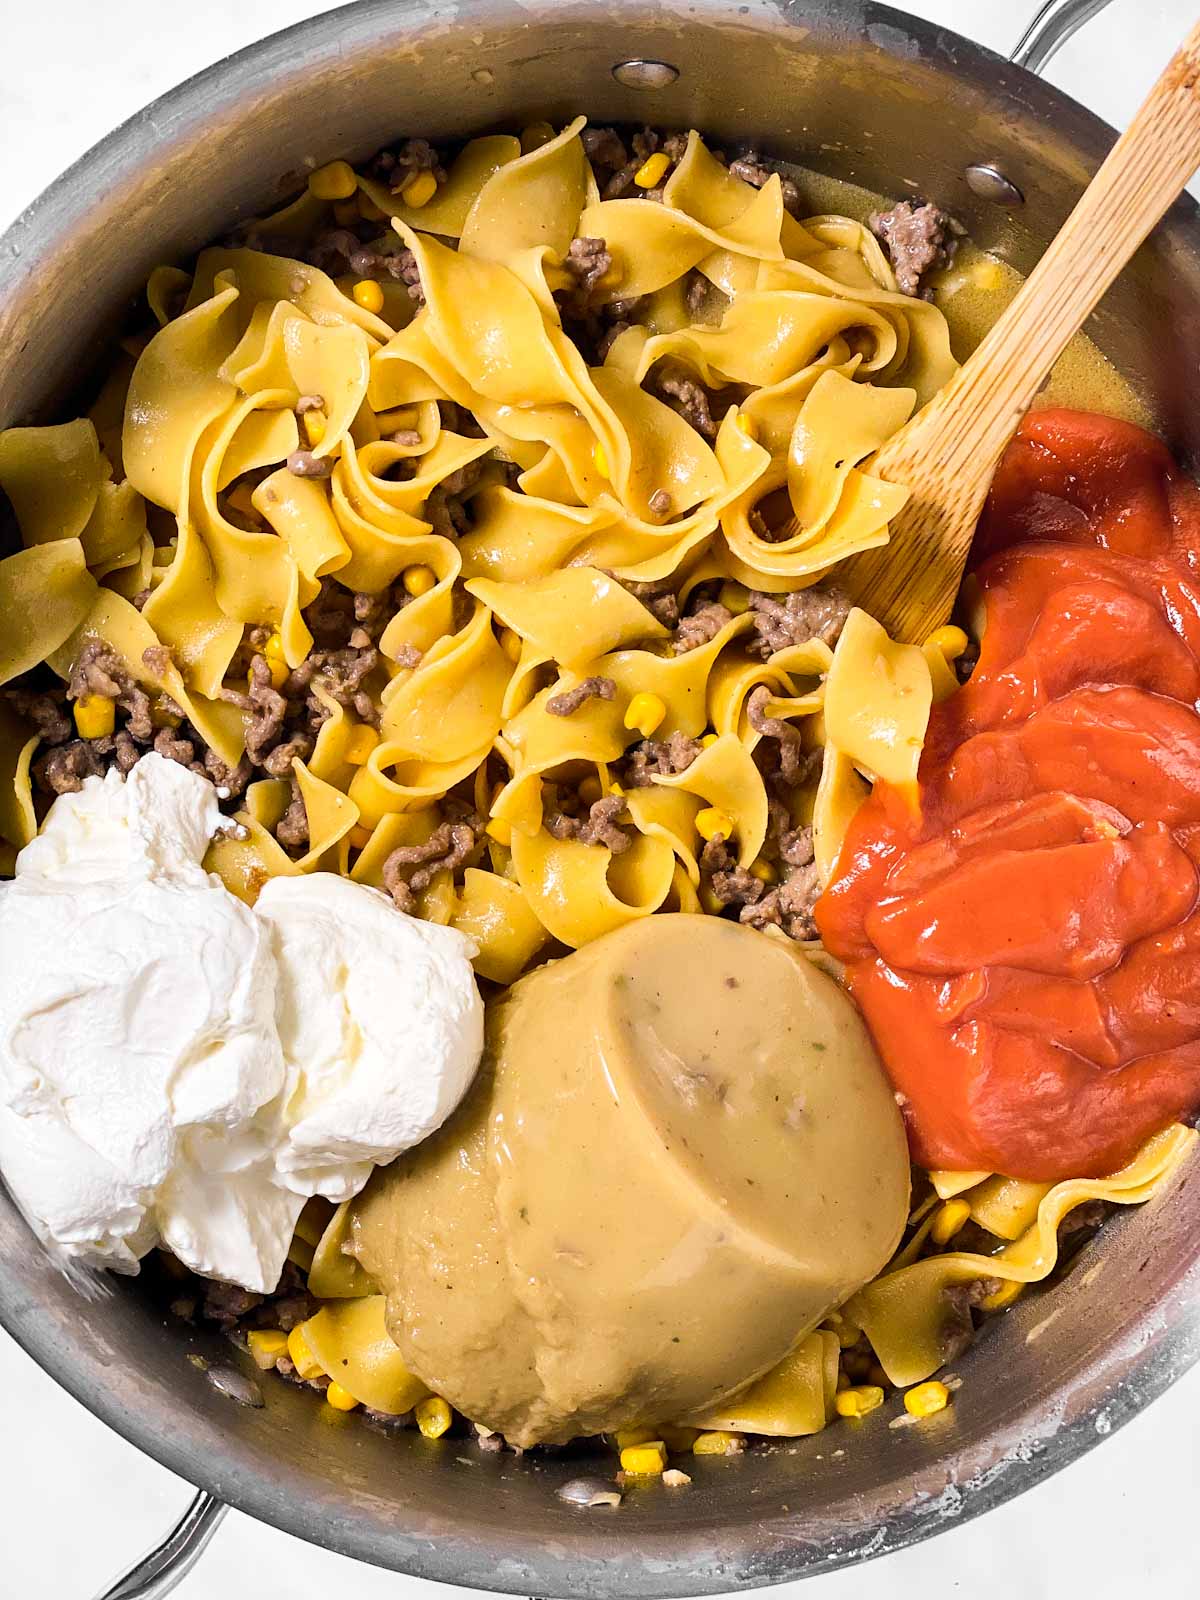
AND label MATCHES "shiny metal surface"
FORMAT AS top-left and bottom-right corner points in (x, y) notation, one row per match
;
(1, 1), (1200, 1594)
(94, 1493), (228, 1600)
(964, 163), (1027, 206)
(1012, 0), (1117, 73)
